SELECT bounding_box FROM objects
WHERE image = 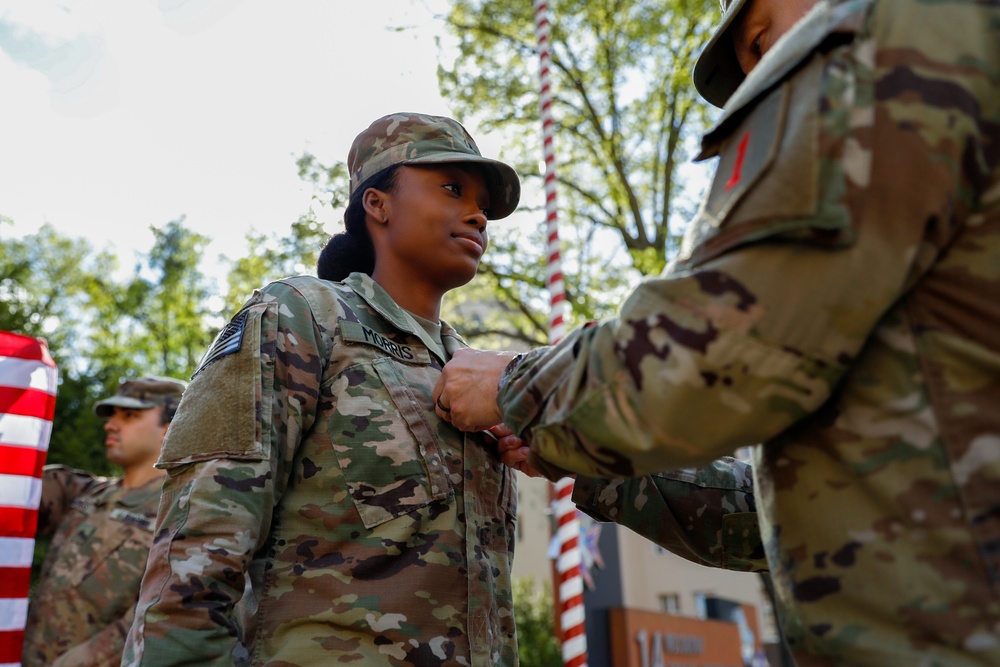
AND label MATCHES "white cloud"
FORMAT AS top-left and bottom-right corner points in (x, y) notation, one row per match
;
(0, 1), (96, 42)
(0, 0), (462, 286)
